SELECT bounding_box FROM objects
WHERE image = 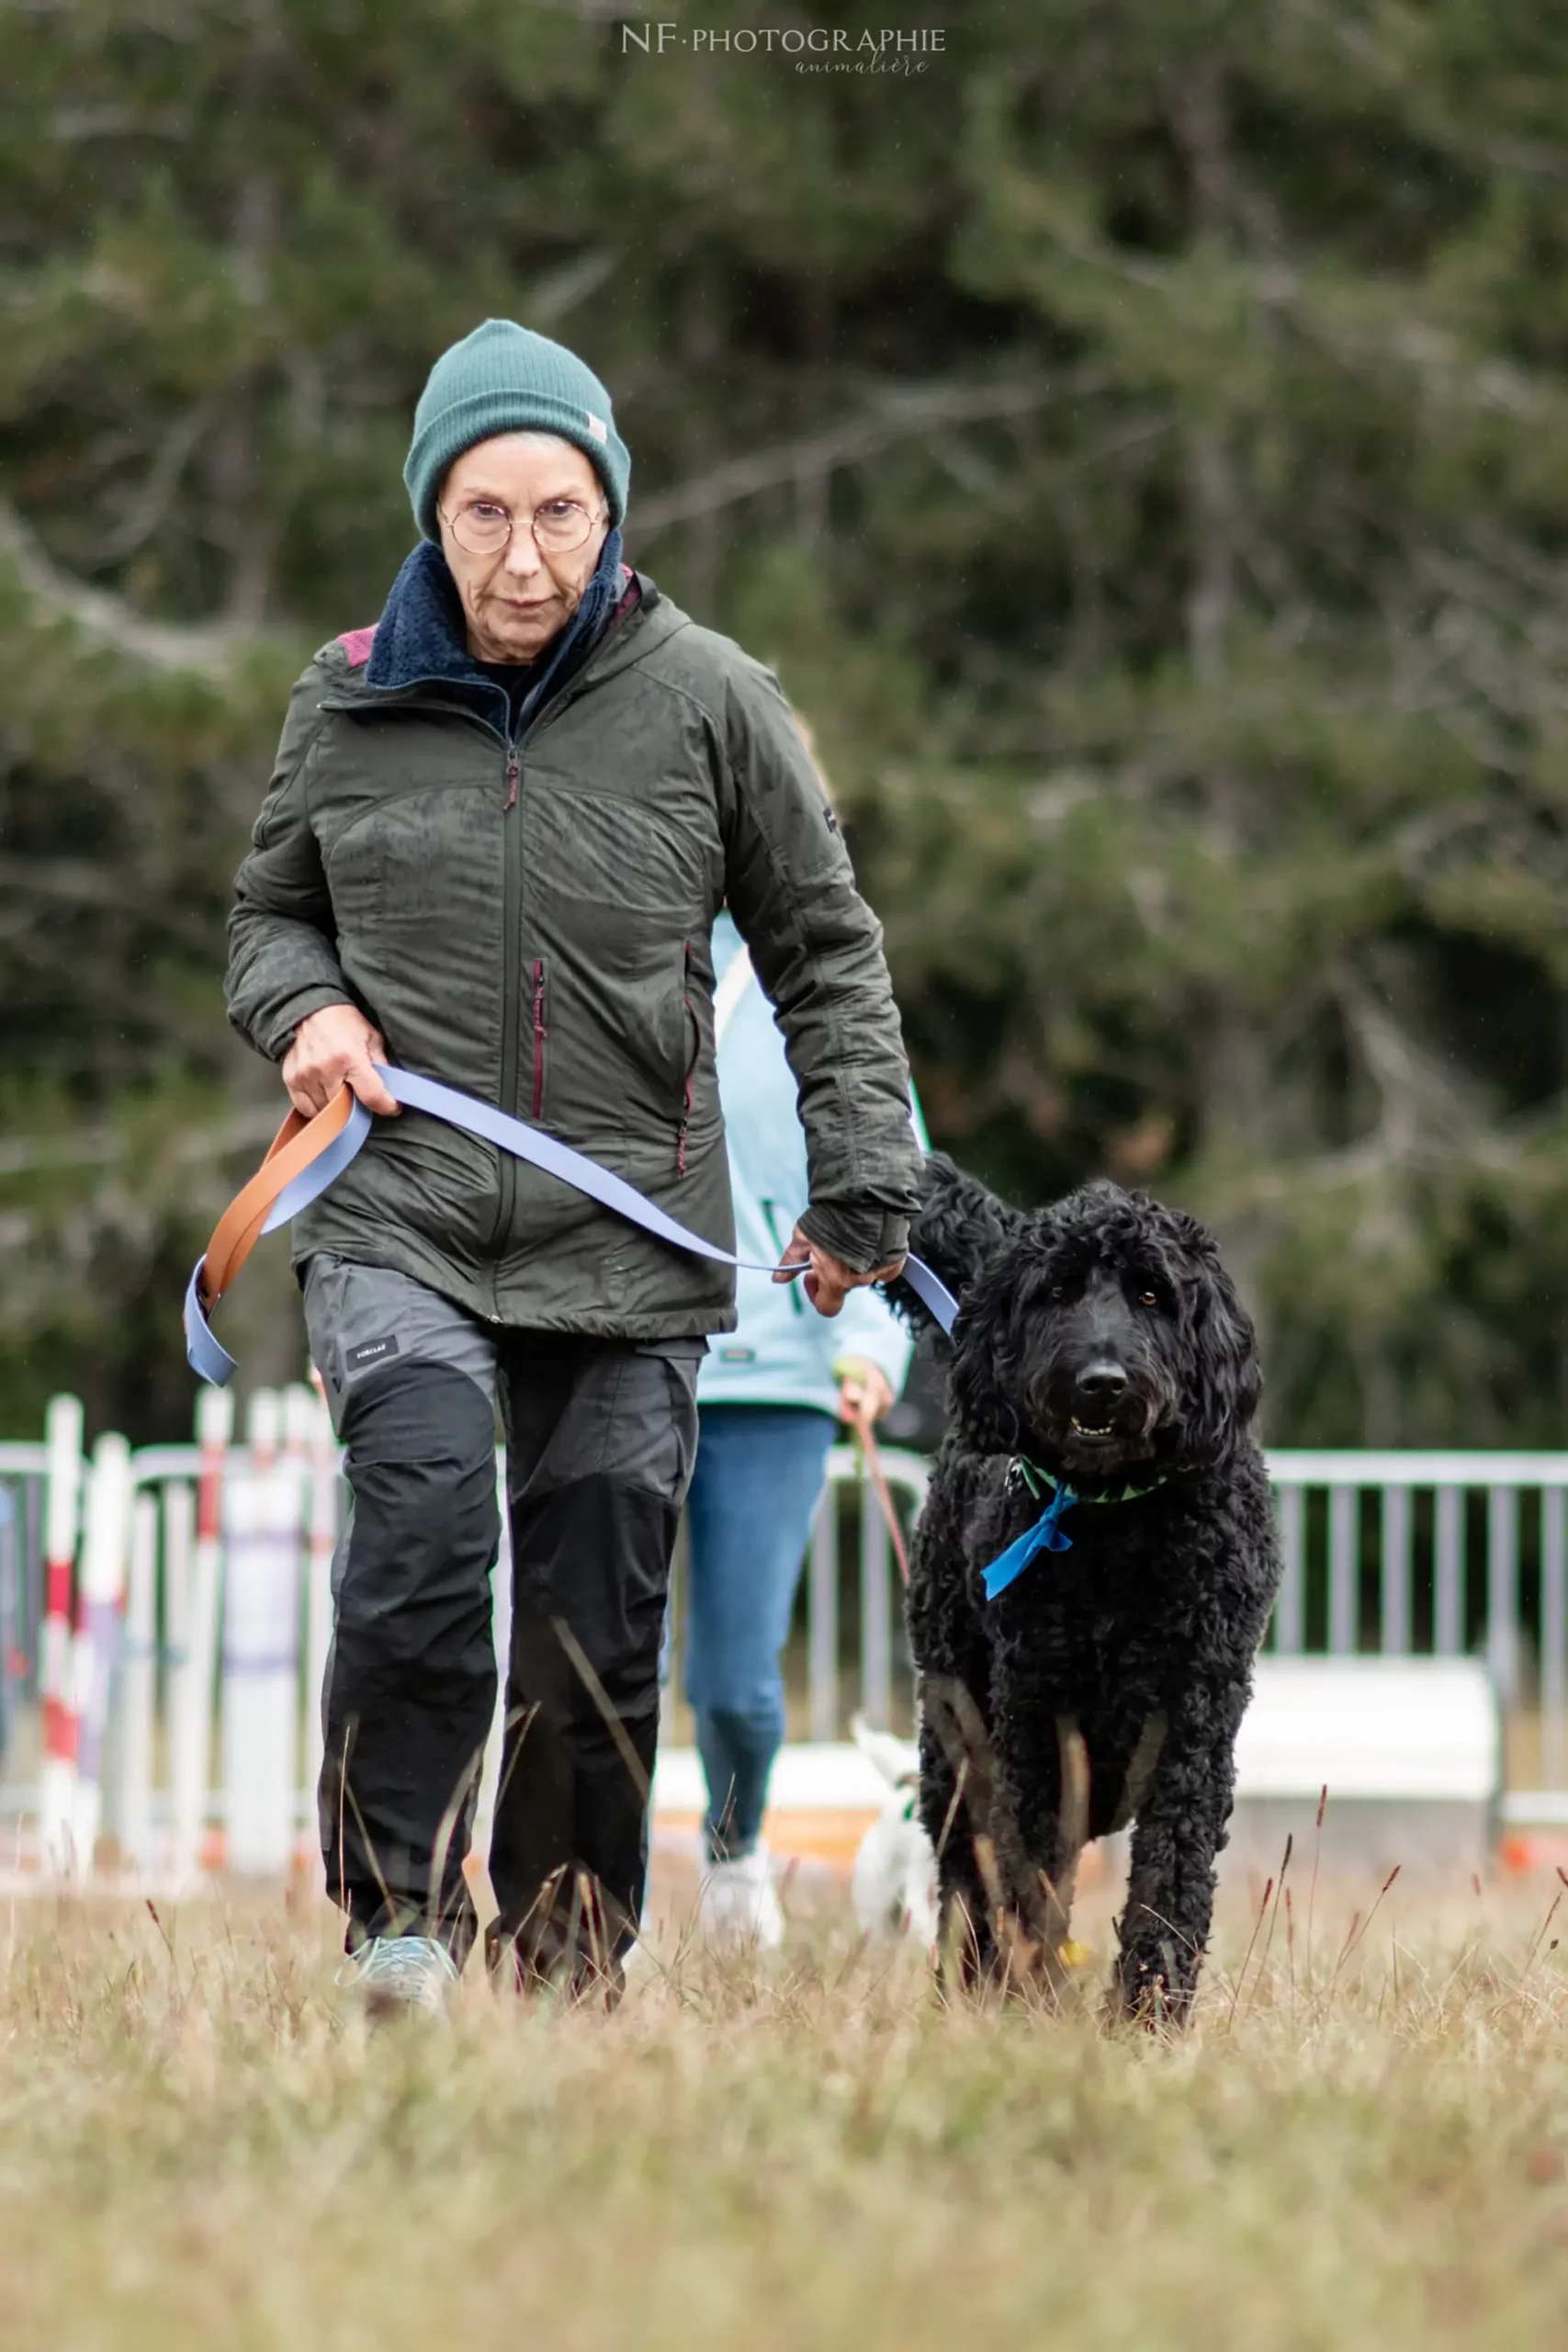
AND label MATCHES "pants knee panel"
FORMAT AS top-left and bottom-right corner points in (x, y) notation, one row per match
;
(334, 1361), (501, 1674)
